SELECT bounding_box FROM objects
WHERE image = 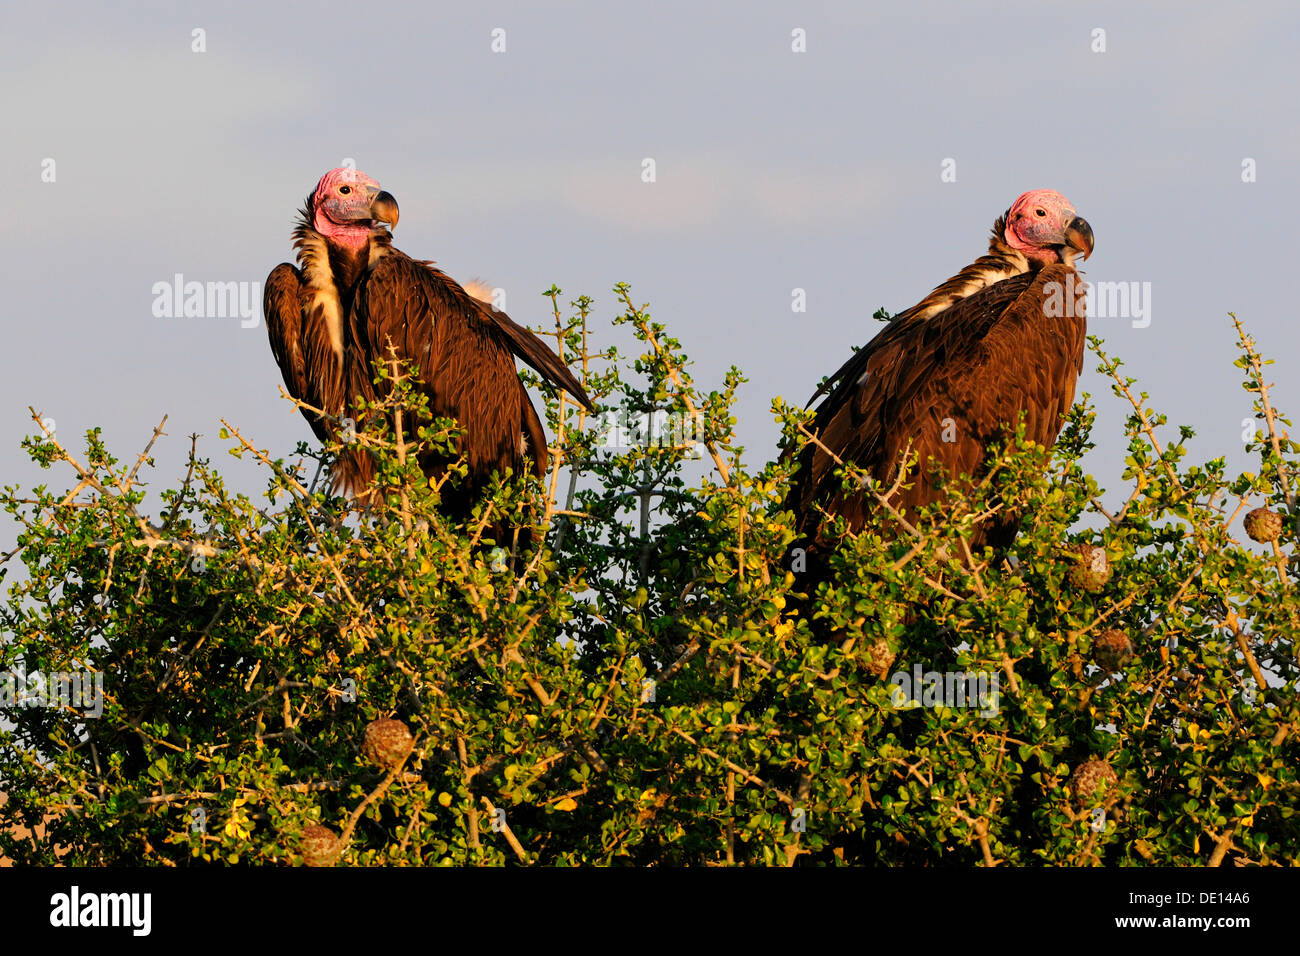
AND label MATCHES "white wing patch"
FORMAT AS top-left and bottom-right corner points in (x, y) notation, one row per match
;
(909, 250), (1032, 322)
(463, 279), (495, 305)
(298, 233), (345, 361)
